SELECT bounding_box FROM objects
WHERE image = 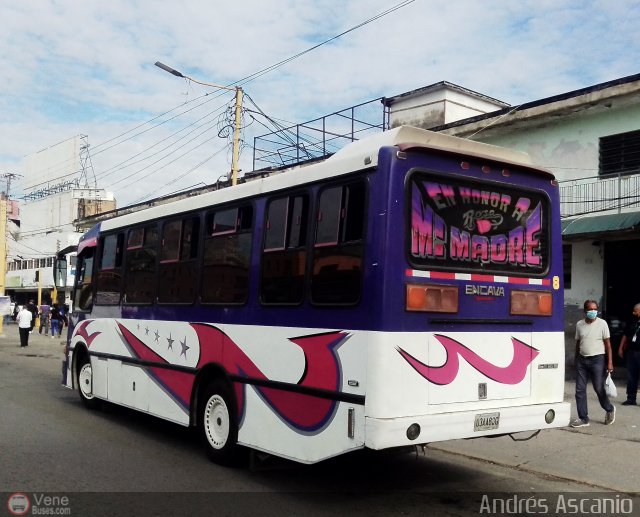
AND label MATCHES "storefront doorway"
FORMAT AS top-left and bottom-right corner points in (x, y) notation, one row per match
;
(605, 239), (640, 364)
